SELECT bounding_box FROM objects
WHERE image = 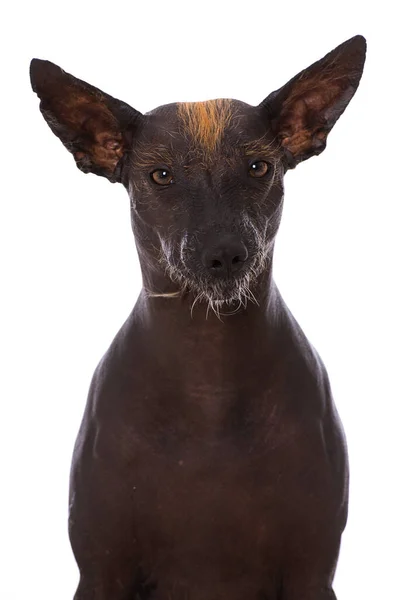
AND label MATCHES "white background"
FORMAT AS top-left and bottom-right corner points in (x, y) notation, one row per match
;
(1, 1), (399, 599)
